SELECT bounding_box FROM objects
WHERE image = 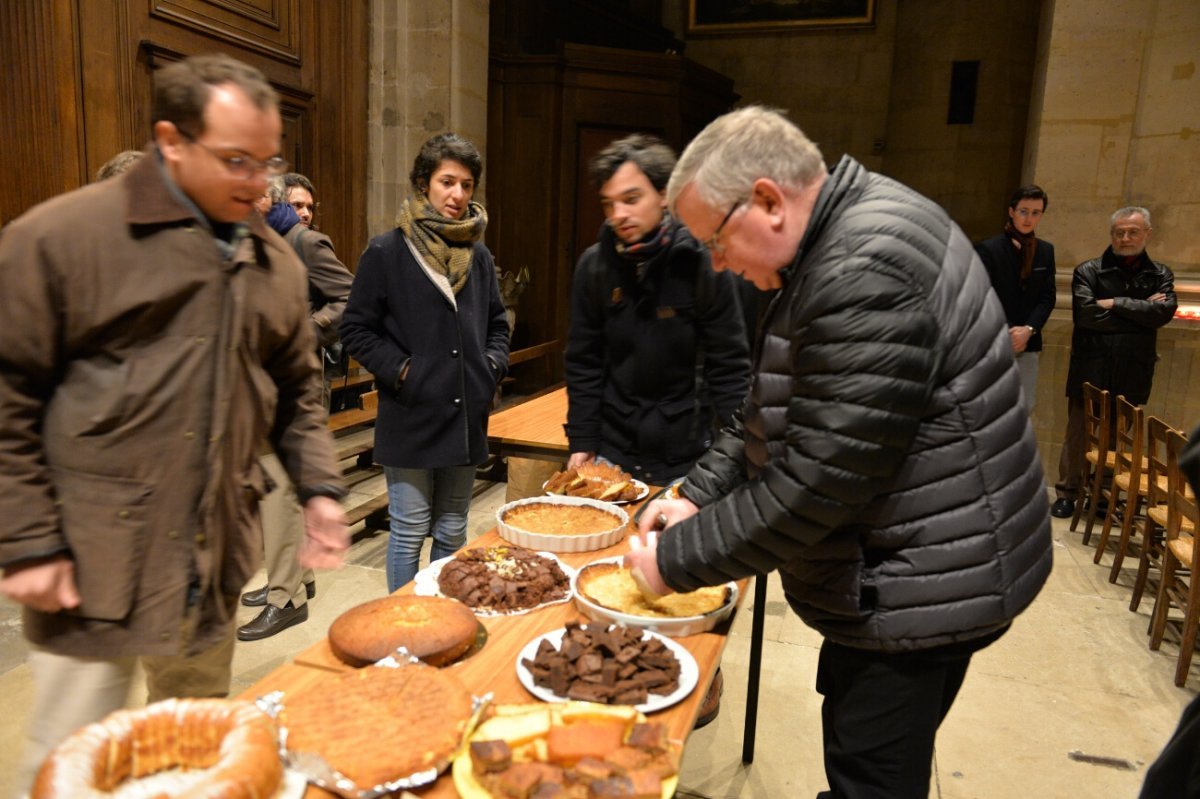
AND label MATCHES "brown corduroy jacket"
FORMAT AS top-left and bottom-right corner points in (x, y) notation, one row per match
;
(0, 152), (343, 657)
